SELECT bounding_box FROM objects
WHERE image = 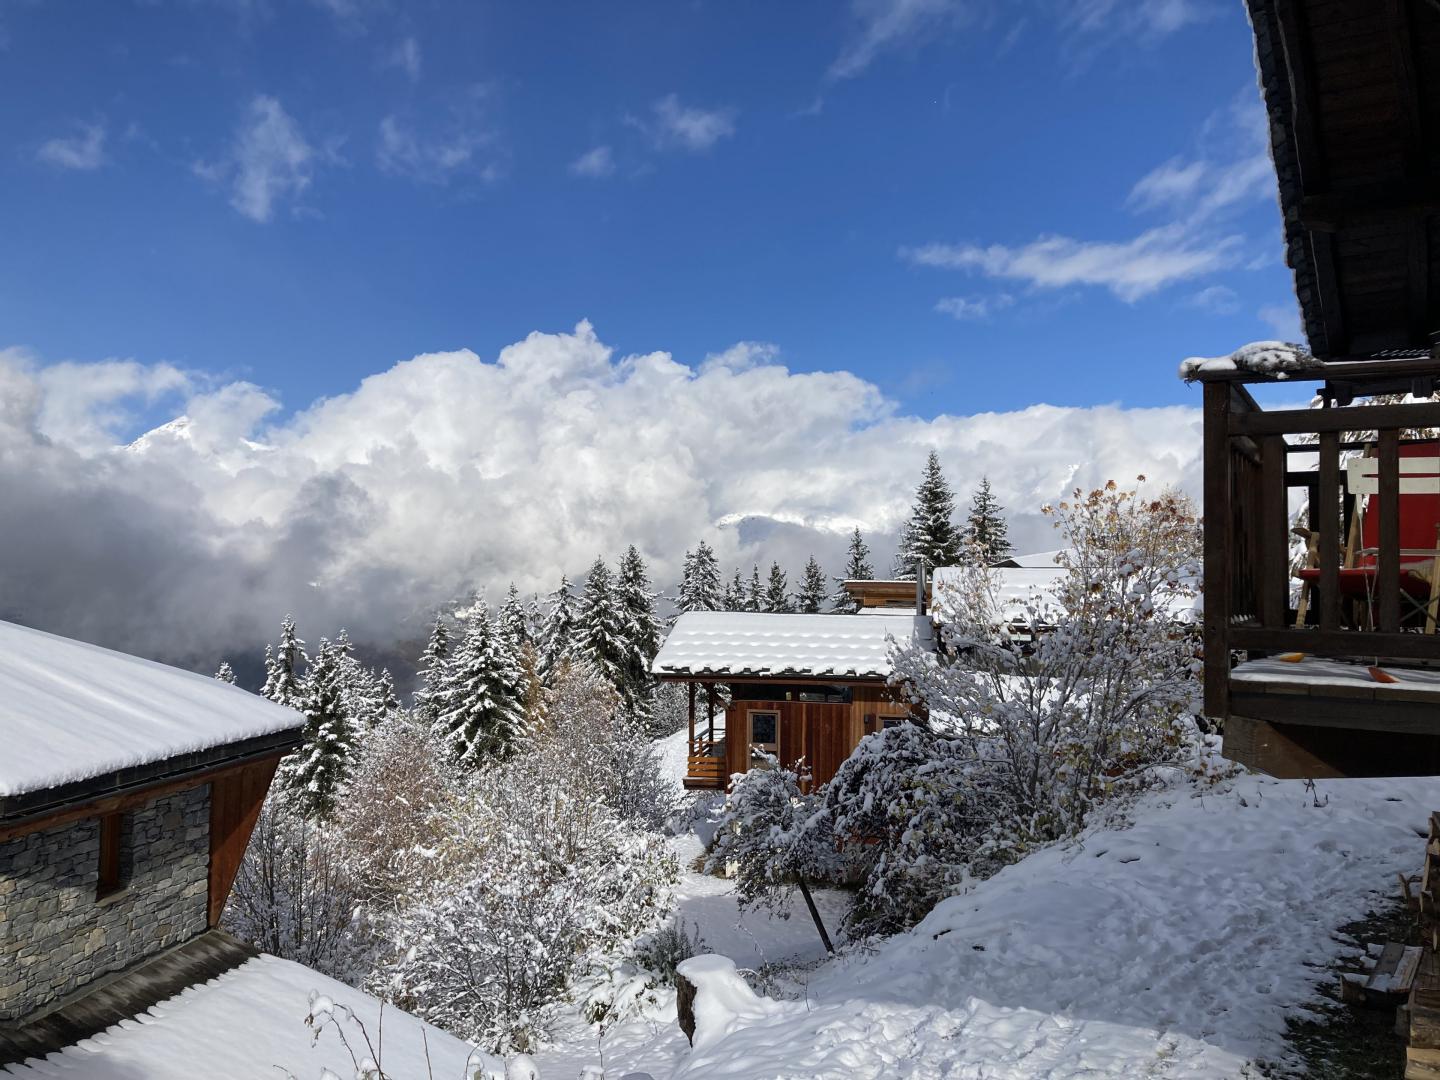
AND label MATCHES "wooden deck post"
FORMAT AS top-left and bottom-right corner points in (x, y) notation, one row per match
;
(1203, 381), (1232, 723)
(687, 681), (696, 755)
(705, 683), (716, 744)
